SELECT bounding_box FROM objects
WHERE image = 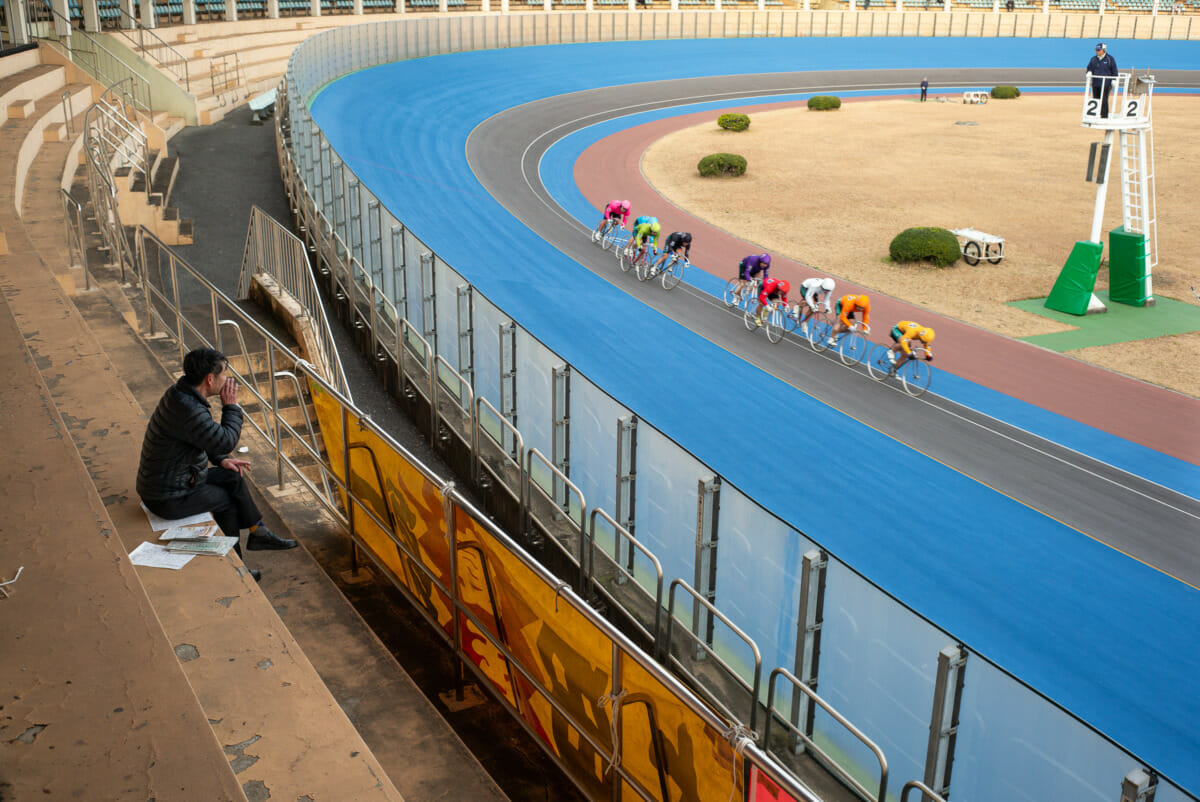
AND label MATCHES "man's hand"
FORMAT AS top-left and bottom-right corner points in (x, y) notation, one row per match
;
(219, 377), (239, 406)
(220, 457), (251, 474)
